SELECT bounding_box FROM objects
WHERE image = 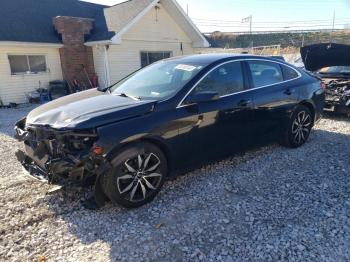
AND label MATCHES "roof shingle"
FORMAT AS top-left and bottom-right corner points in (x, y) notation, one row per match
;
(104, 0), (154, 34)
(0, 0), (115, 43)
